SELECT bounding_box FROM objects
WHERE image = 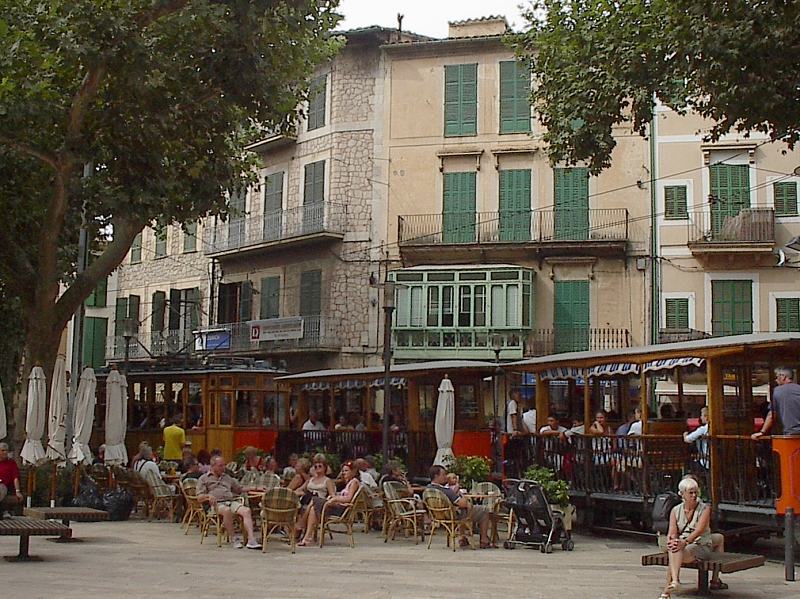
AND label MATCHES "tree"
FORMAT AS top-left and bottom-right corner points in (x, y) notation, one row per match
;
(512, 0), (800, 173)
(0, 0), (341, 440)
